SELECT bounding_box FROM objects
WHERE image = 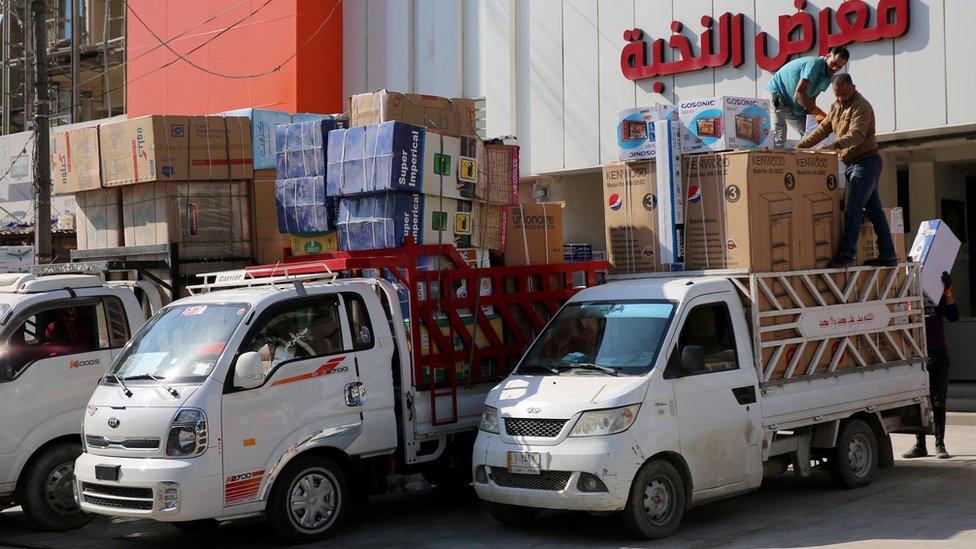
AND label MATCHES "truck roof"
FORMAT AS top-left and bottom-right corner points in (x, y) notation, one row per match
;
(167, 278), (378, 308)
(571, 275), (737, 303)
